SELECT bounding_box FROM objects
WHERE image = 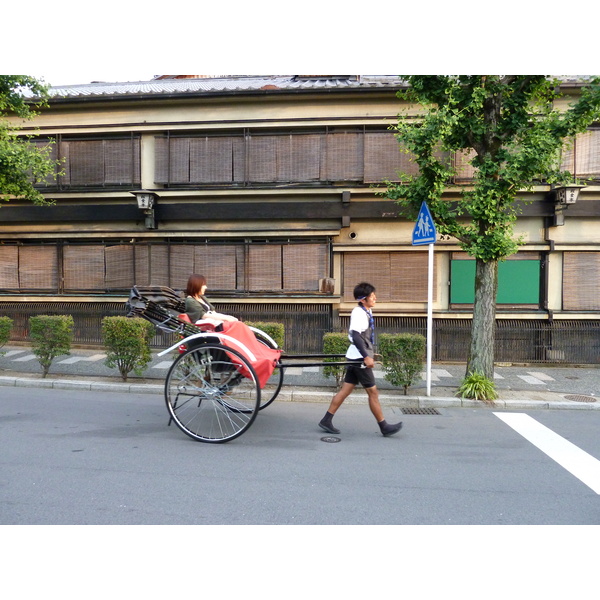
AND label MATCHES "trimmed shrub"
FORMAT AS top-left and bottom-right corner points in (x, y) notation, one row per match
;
(379, 333), (426, 395)
(102, 316), (155, 381)
(0, 316), (13, 354)
(29, 315), (74, 377)
(246, 321), (285, 349)
(323, 332), (349, 389)
(457, 371), (498, 402)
